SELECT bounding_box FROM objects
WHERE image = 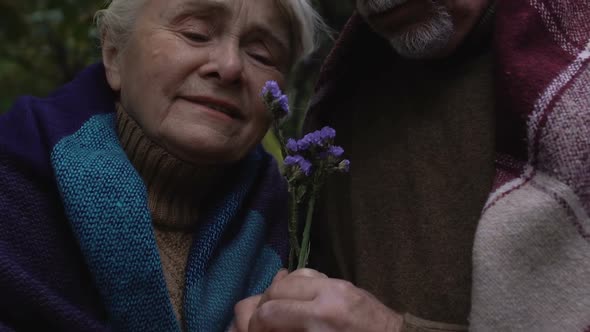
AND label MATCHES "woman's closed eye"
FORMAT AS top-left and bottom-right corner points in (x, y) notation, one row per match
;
(248, 52), (274, 66)
(245, 42), (278, 67)
(182, 31), (211, 43)
(177, 18), (214, 43)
